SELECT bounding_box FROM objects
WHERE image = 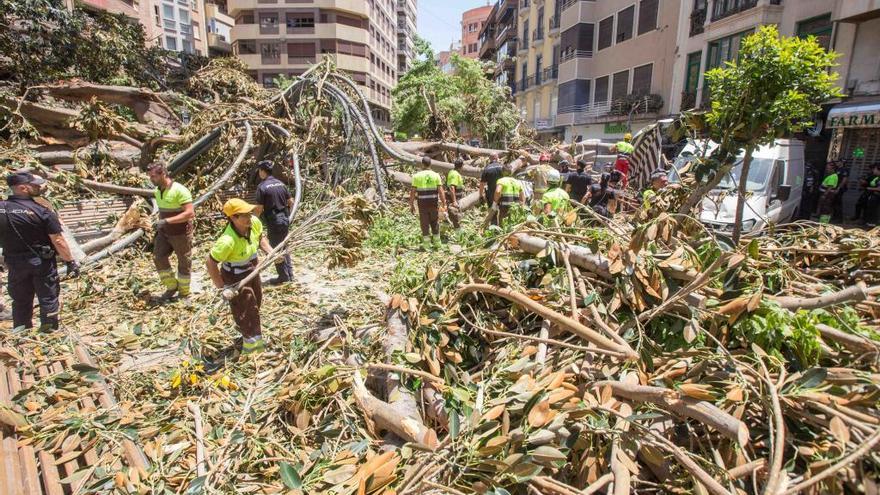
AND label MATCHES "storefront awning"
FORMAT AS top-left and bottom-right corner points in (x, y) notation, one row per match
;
(827, 101), (880, 128)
